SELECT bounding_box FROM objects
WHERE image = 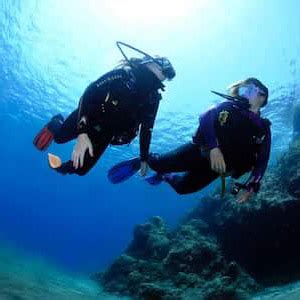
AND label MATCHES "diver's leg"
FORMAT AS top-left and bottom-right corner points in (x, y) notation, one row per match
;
(33, 110), (79, 150)
(148, 142), (202, 173)
(54, 134), (112, 176)
(53, 110), (79, 144)
(165, 168), (219, 195)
